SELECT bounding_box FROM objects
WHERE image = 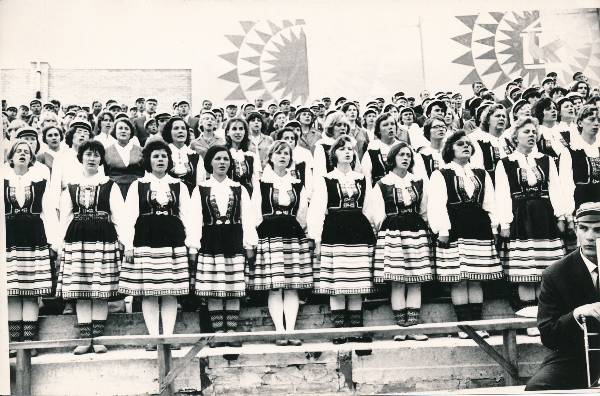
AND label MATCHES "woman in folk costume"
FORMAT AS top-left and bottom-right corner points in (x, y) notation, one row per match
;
(307, 135), (375, 346)
(119, 141), (197, 350)
(56, 141), (126, 354)
(560, 105), (600, 211)
(103, 118), (145, 198)
(418, 116), (447, 179)
(555, 96), (579, 148)
(361, 112), (400, 187)
(533, 98), (568, 163)
(469, 104), (510, 183)
(428, 130), (503, 339)
(5, 140), (58, 357)
(313, 111), (361, 182)
(500, 99), (532, 156)
(365, 142), (433, 341)
(37, 125), (65, 173)
(276, 127), (314, 199)
(161, 116), (205, 194)
(399, 107), (428, 152)
(192, 145), (258, 348)
(341, 101), (369, 160)
(224, 117), (261, 196)
(495, 117), (568, 336)
(92, 111), (116, 148)
(248, 141), (313, 346)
